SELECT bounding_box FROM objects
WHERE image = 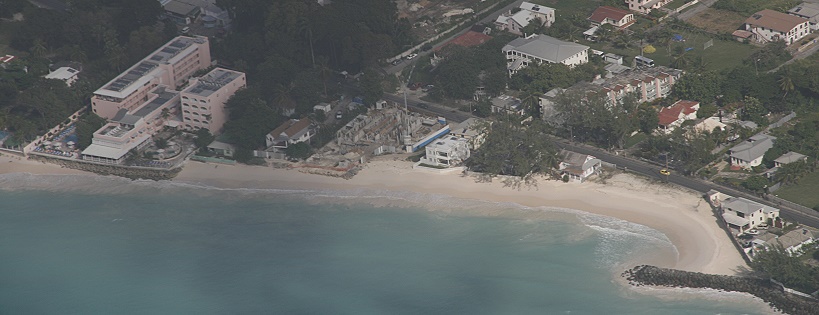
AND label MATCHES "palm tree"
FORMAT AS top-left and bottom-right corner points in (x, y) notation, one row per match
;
(778, 72), (794, 99)
(315, 56), (332, 97)
(30, 38), (47, 59)
(296, 15), (315, 67)
(672, 52), (691, 69)
(272, 83), (297, 114)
